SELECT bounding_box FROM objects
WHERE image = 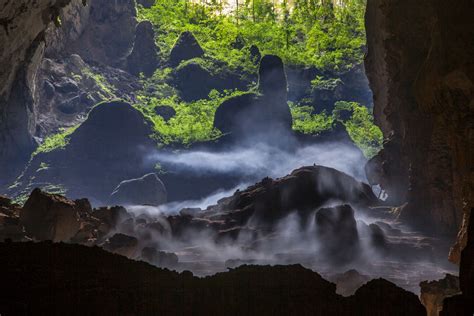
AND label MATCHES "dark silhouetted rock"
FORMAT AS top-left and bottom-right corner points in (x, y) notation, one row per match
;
(420, 274), (460, 316)
(20, 188), (90, 242)
(103, 233), (139, 257)
(199, 165), (378, 229)
(169, 31), (204, 67)
(127, 21), (159, 77)
(316, 205), (360, 263)
(13, 101), (157, 204)
(348, 278), (426, 315)
(0, 241), (427, 315)
(154, 105), (176, 121)
(110, 173), (167, 206)
(141, 247), (178, 268)
(213, 55), (292, 138)
(369, 223), (387, 249)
